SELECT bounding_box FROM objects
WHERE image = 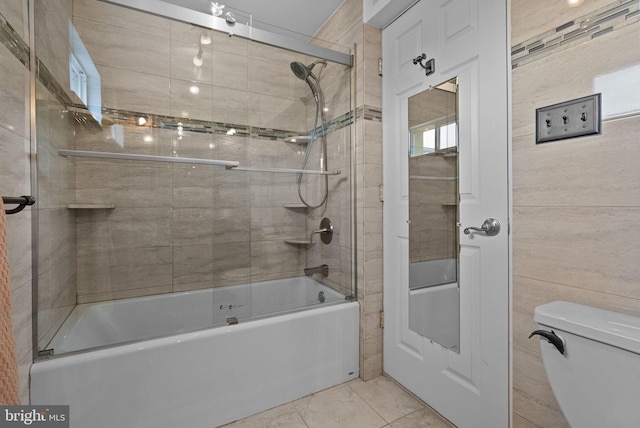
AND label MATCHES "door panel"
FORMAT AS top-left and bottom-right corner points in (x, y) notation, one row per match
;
(382, 0), (510, 427)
